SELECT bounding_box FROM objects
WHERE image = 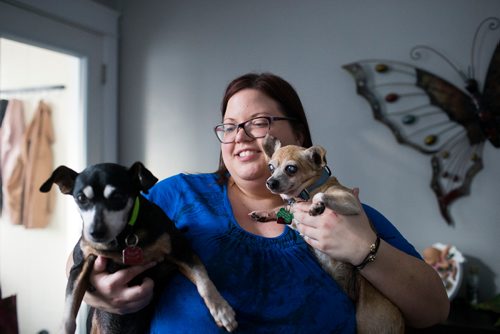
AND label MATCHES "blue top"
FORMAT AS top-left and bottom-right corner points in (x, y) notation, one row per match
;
(145, 173), (421, 334)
